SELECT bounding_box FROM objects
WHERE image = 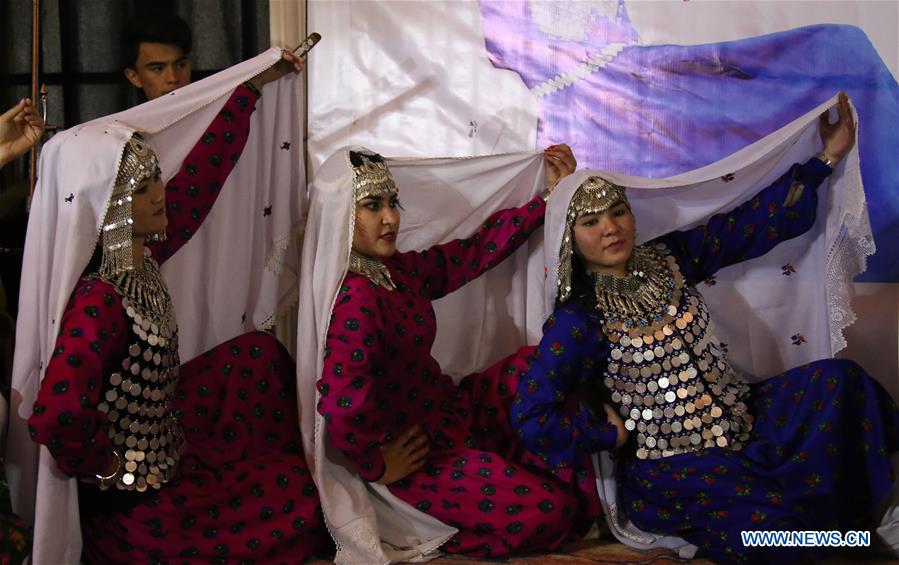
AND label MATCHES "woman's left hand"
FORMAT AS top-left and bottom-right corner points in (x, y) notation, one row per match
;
(819, 91), (856, 166)
(248, 50), (305, 92)
(603, 403), (629, 449)
(544, 143), (577, 193)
